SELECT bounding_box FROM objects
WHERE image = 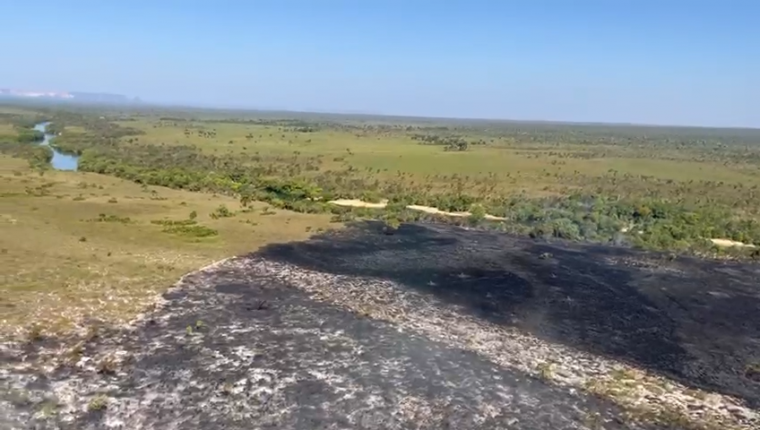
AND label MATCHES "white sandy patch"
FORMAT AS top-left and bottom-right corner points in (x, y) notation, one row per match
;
(328, 200), (507, 221)
(710, 238), (756, 248)
(329, 199), (388, 209)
